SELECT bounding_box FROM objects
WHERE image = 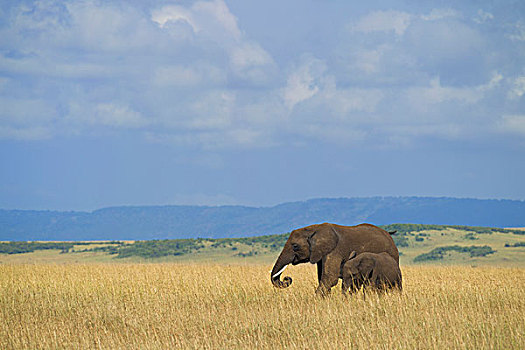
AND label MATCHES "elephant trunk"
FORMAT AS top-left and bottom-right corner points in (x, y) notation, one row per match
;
(271, 242), (294, 288)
